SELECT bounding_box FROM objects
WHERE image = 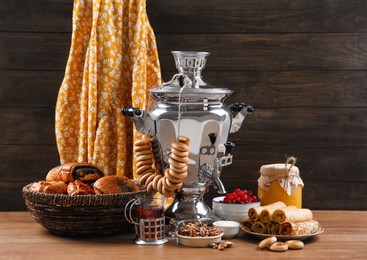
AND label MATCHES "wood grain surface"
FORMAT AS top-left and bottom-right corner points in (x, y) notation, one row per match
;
(2, 0), (367, 33)
(0, 211), (366, 259)
(2, 32), (367, 71)
(0, 0), (366, 210)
